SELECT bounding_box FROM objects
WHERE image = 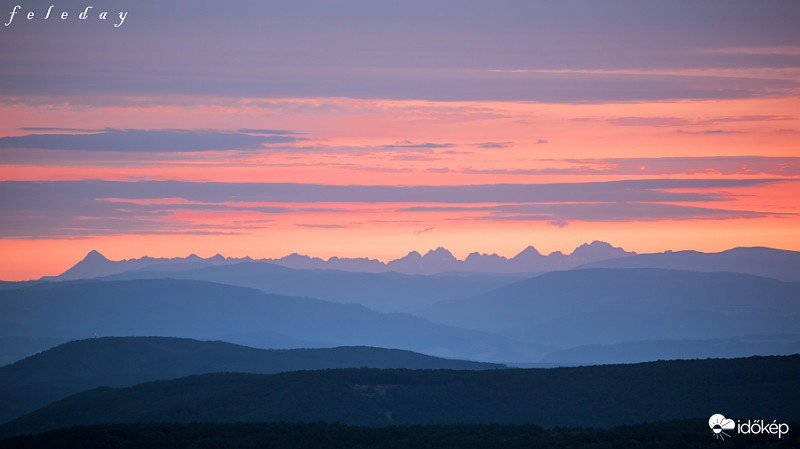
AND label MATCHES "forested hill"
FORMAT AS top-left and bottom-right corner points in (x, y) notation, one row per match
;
(2, 355), (798, 438)
(0, 337), (501, 425)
